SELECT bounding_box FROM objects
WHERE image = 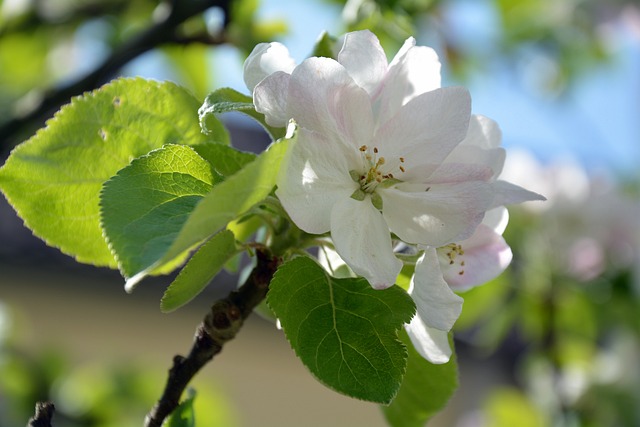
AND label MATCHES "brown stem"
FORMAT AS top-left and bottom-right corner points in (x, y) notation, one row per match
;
(144, 249), (280, 427)
(27, 402), (55, 427)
